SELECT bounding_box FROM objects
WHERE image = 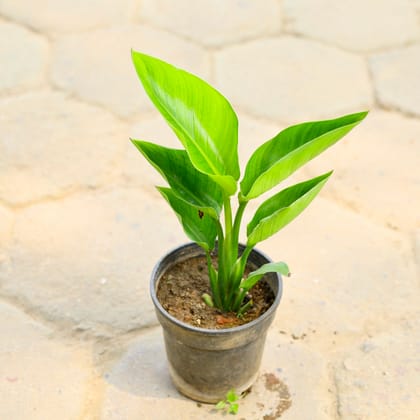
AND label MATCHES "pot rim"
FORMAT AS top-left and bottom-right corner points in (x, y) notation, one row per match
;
(150, 242), (283, 336)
